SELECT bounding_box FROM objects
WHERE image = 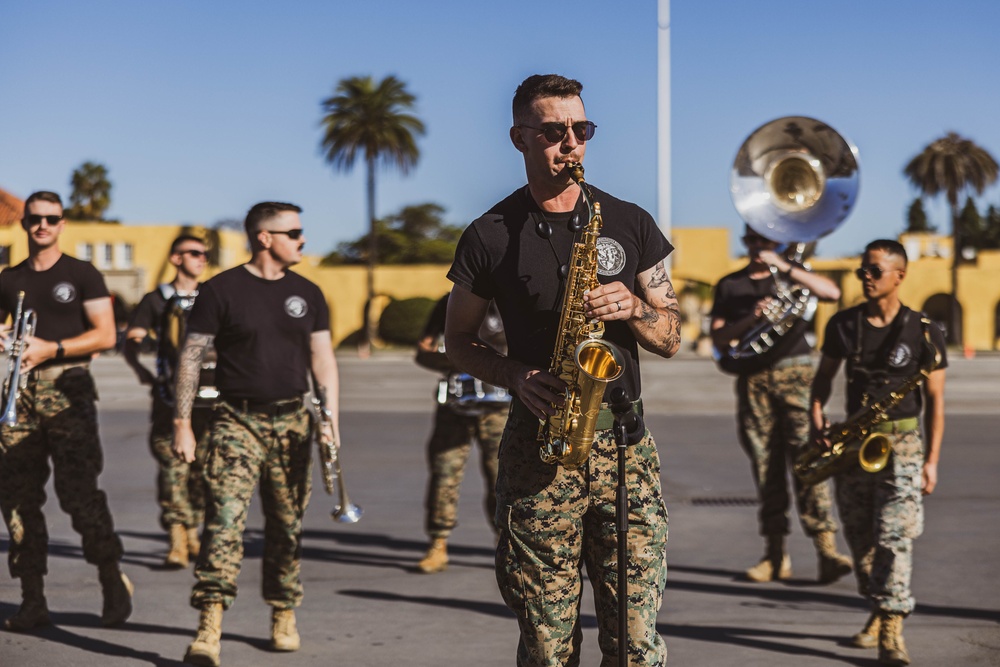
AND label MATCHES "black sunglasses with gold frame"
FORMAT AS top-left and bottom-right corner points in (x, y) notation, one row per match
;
(268, 229), (304, 240)
(24, 214), (64, 227)
(517, 120), (597, 143)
